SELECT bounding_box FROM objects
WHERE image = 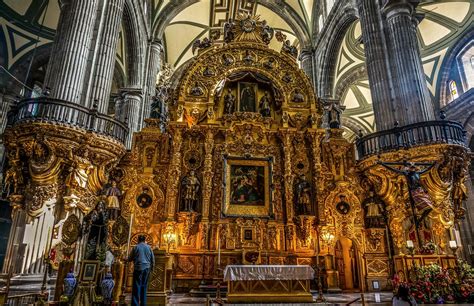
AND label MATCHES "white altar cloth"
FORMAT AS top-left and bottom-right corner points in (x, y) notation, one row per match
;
(223, 265), (314, 281)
